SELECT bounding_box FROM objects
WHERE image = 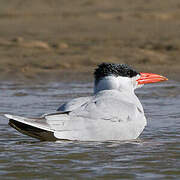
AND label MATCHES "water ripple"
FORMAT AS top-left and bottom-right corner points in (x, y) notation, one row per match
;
(0, 80), (179, 179)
